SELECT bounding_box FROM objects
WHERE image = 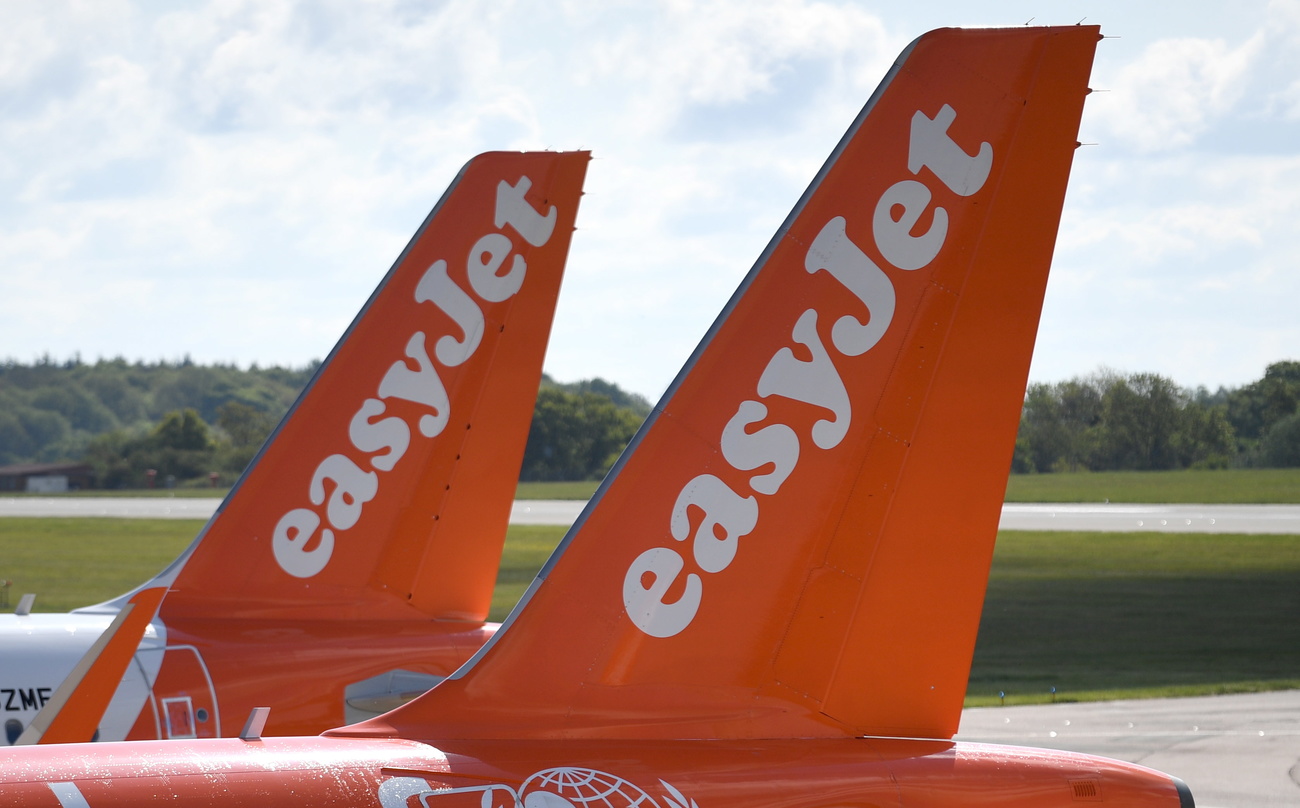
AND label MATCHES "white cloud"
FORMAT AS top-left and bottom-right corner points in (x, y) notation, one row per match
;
(1, 0), (1296, 397)
(1091, 35), (1261, 152)
(1262, 0), (1300, 118)
(571, 0), (896, 141)
(593, 0), (889, 103)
